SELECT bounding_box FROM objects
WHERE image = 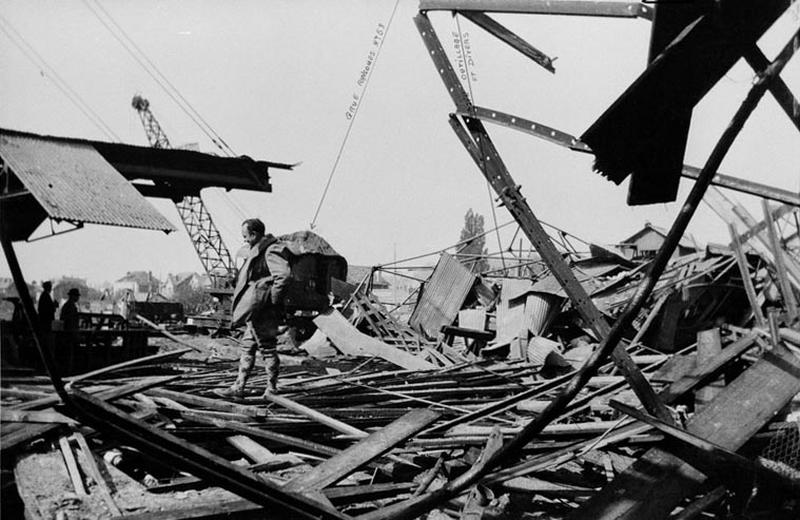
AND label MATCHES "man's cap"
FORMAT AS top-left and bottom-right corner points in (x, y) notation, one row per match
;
(68, 288), (80, 296)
